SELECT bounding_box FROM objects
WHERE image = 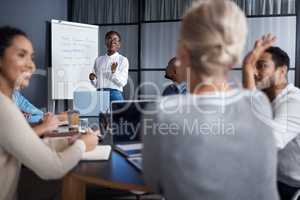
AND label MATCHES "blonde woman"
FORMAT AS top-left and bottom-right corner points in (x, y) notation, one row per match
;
(0, 26), (98, 200)
(143, 0), (278, 199)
